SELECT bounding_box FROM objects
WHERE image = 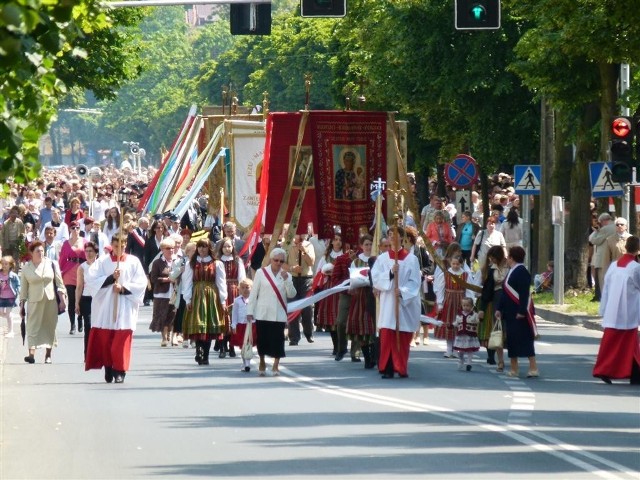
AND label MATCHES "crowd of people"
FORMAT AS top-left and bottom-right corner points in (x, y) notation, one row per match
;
(1, 166), (638, 386)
